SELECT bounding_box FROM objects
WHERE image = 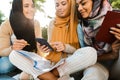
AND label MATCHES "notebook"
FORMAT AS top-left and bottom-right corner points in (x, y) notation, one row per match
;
(16, 50), (65, 74)
(95, 11), (120, 44)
